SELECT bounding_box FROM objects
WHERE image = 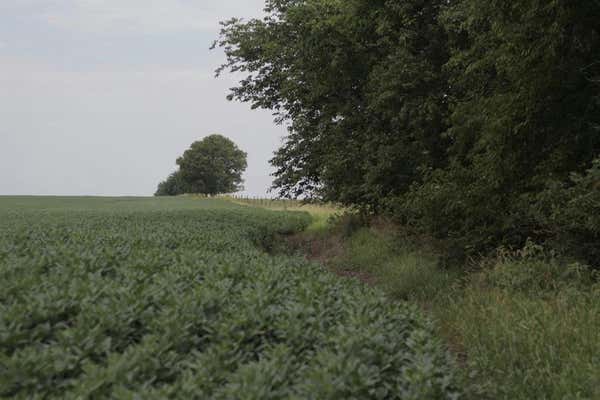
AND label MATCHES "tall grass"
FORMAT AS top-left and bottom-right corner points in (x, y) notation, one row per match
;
(223, 195), (341, 232)
(336, 228), (458, 301)
(439, 260), (600, 399)
(324, 224), (600, 399)
(216, 200), (600, 399)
